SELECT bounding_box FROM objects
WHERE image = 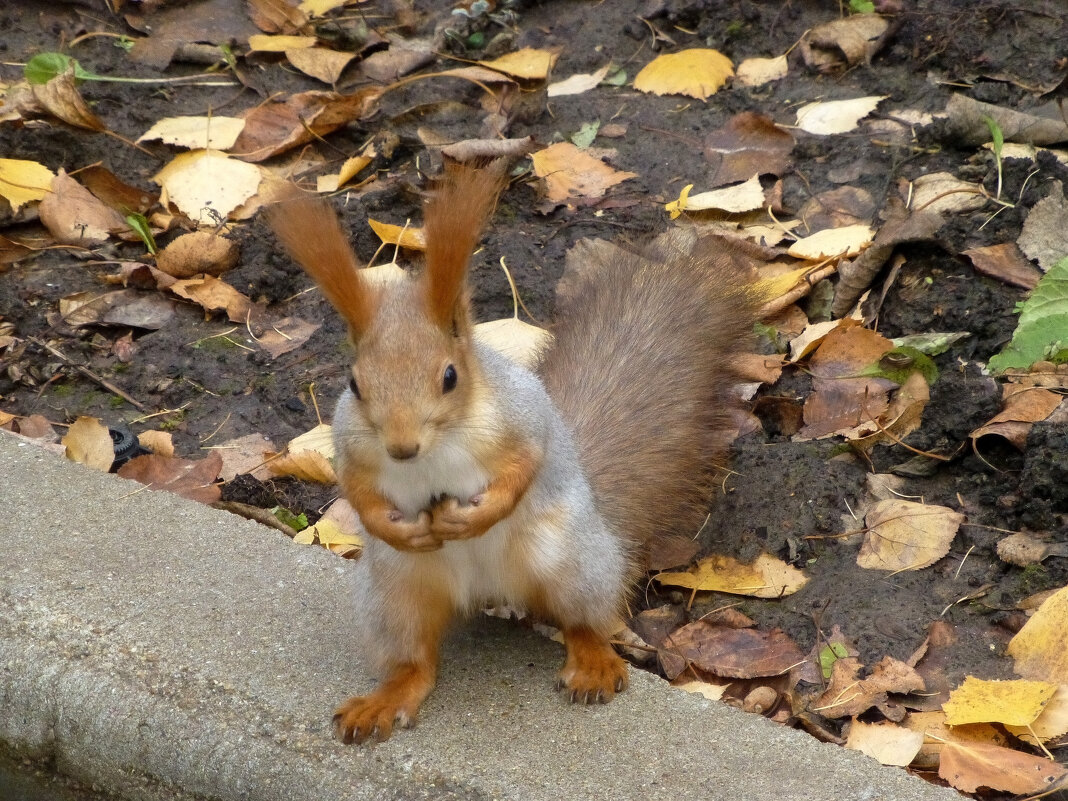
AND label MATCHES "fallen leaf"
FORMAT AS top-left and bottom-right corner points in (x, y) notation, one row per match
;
(987, 256), (1068, 372)
(137, 430), (174, 457)
(841, 370), (930, 452)
(800, 15), (889, 70)
(474, 317), (553, 370)
(211, 432), (277, 481)
(1008, 585), (1068, 684)
(30, 66), (106, 131)
(0, 158), (55, 212)
(316, 154), (373, 192)
(478, 47), (559, 80)
(1018, 180), (1068, 272)
(60, 289), (176, 330)
(154, 150), (264, 224)
(666, 175), (765, 218)
(285, 47), (356, 84)
(247, 0), (307, 33)
(304, 497), (363, 558)
(909, 171), (987, 215)
(254, 315), (321, 358)
(734, 54), (788, 87)
(963, 242), (1042, 289)
(169, 276), (253, 323)
(62, 416), (114, 472)
(797, 186), (875, 231)
(787, 223), (873, 260)
(674, 679), (730, 701)
(547, 66), (610, 97)
(938, 741), (1067, 795)
(39, 170), (130, 245)
(367, 218), (426, 250)
(814, 656), (925, 719)
(943, 676), (1057, 727)
(634, 49), (734, 100)
(794, 95), (887, 135)
(247, 34), (317, 51)
(530, 142), (636, 204)
(138, 116), (246, 150)
(902, 710), (1009, 769)
(77, 165), (158, 216)
(857, 499), (963, 571)
(663, 621), (804, 678)
(845, 720), (924, 767)
(232, 88), (383, 162)
(1005, 685), (1068, 745)
(268, 423), (336, 483)
(156, 231), (240, 278)
(655, 553), (808, 598)
(997, 533), (1068, 567)
(117, 451), (222, 505)
(970, 385), (1063, 449)
(788, 318), (854, 362)
(941, 93), (1068, 148)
